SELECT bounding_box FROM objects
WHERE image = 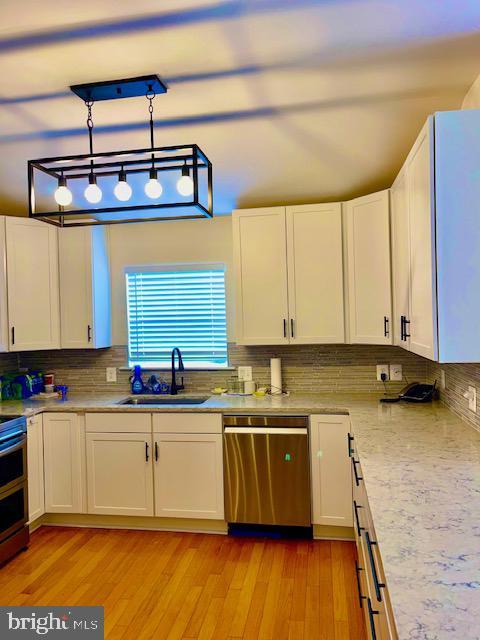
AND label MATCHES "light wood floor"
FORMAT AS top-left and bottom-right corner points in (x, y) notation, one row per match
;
(0, 526), (366, 640)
